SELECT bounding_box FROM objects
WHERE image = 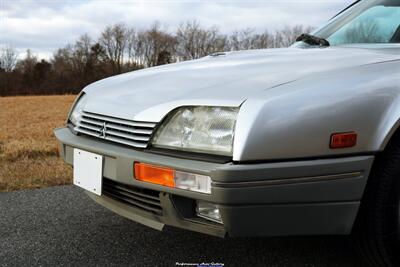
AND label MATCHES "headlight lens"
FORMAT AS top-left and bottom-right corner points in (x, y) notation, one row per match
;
(69, 94), (88, 126)
(151, 106), (239, 156)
